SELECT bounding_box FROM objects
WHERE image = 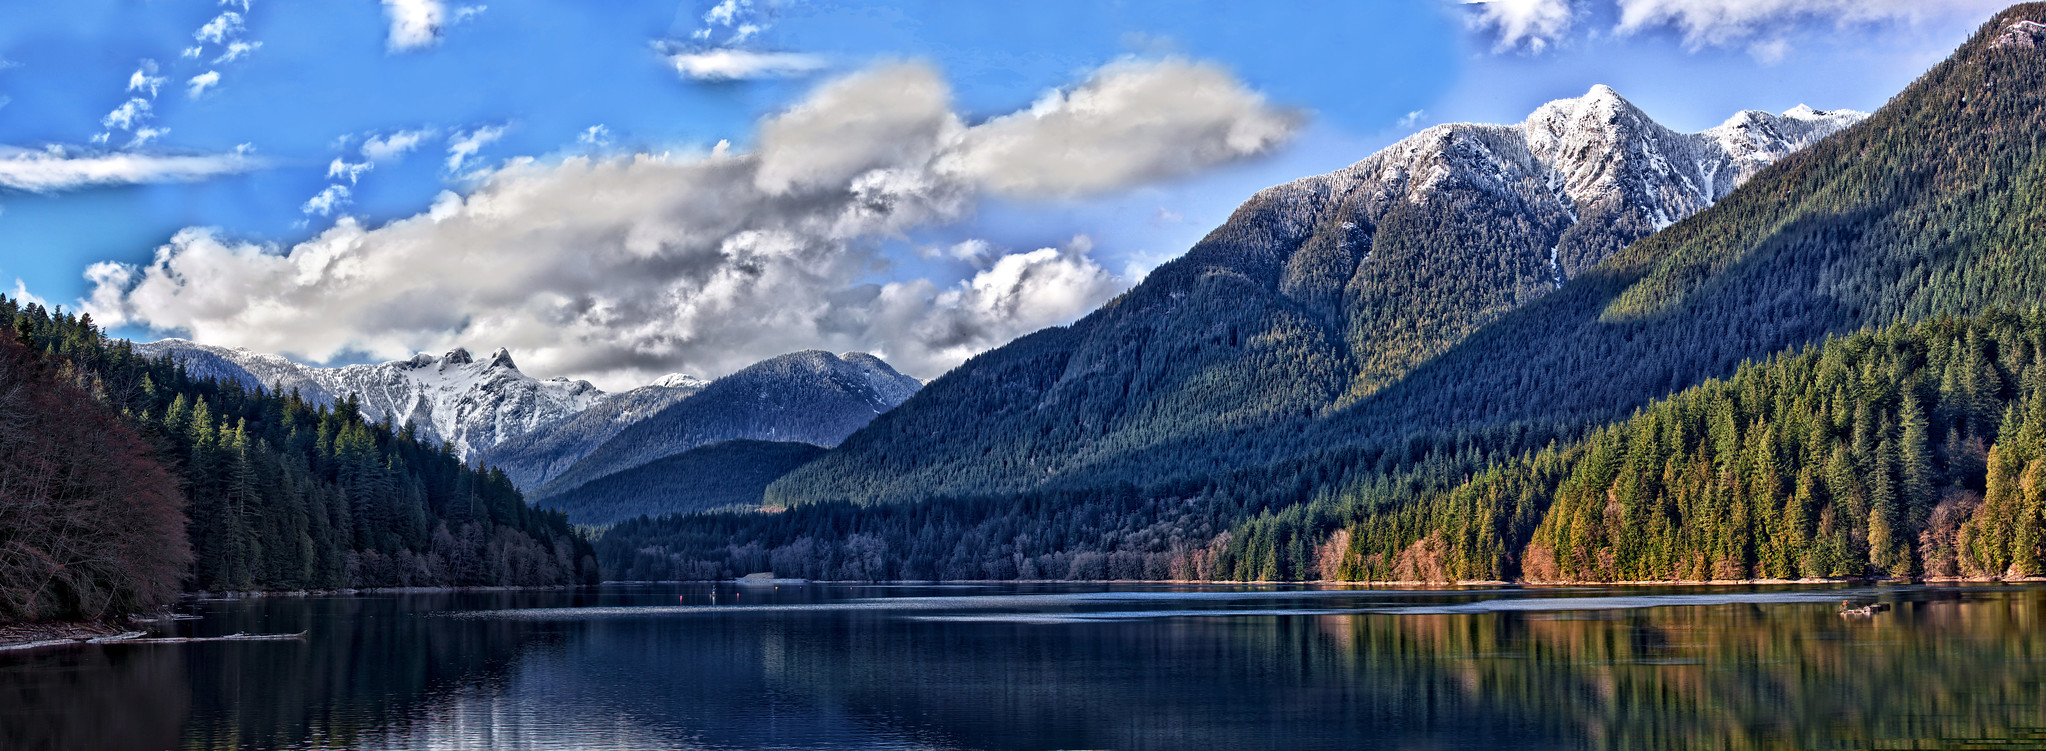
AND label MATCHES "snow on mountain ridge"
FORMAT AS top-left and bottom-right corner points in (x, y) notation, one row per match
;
(135, 338), (604, 459)
(1260, 85), (1866, 281)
